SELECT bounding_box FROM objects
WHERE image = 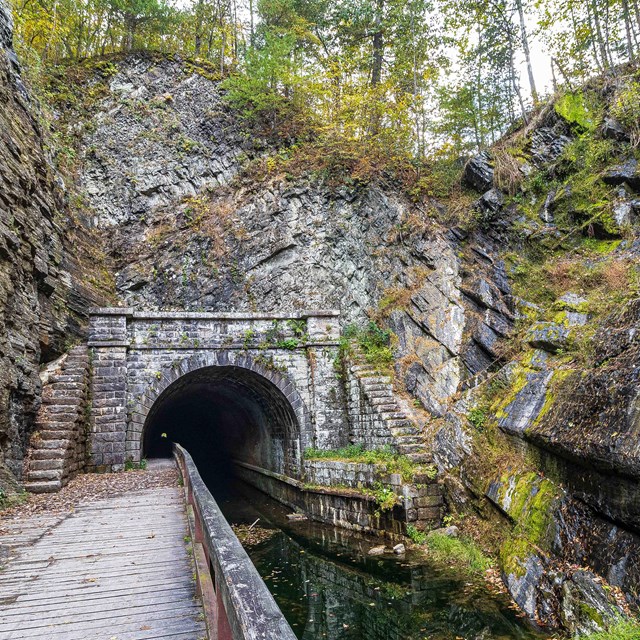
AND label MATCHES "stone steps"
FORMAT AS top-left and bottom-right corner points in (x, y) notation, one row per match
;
(393, 435), (423, 444)
(28, 459), (65, 471)
(23, 345), (90, 494)
(36, 429), (74, 441)
(25, 480), (63, 494)
(347, 347), (430, 464)
(407, 453), (432, 464)
(29, 447), (68, 460)
(396, 443), (425, 455)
